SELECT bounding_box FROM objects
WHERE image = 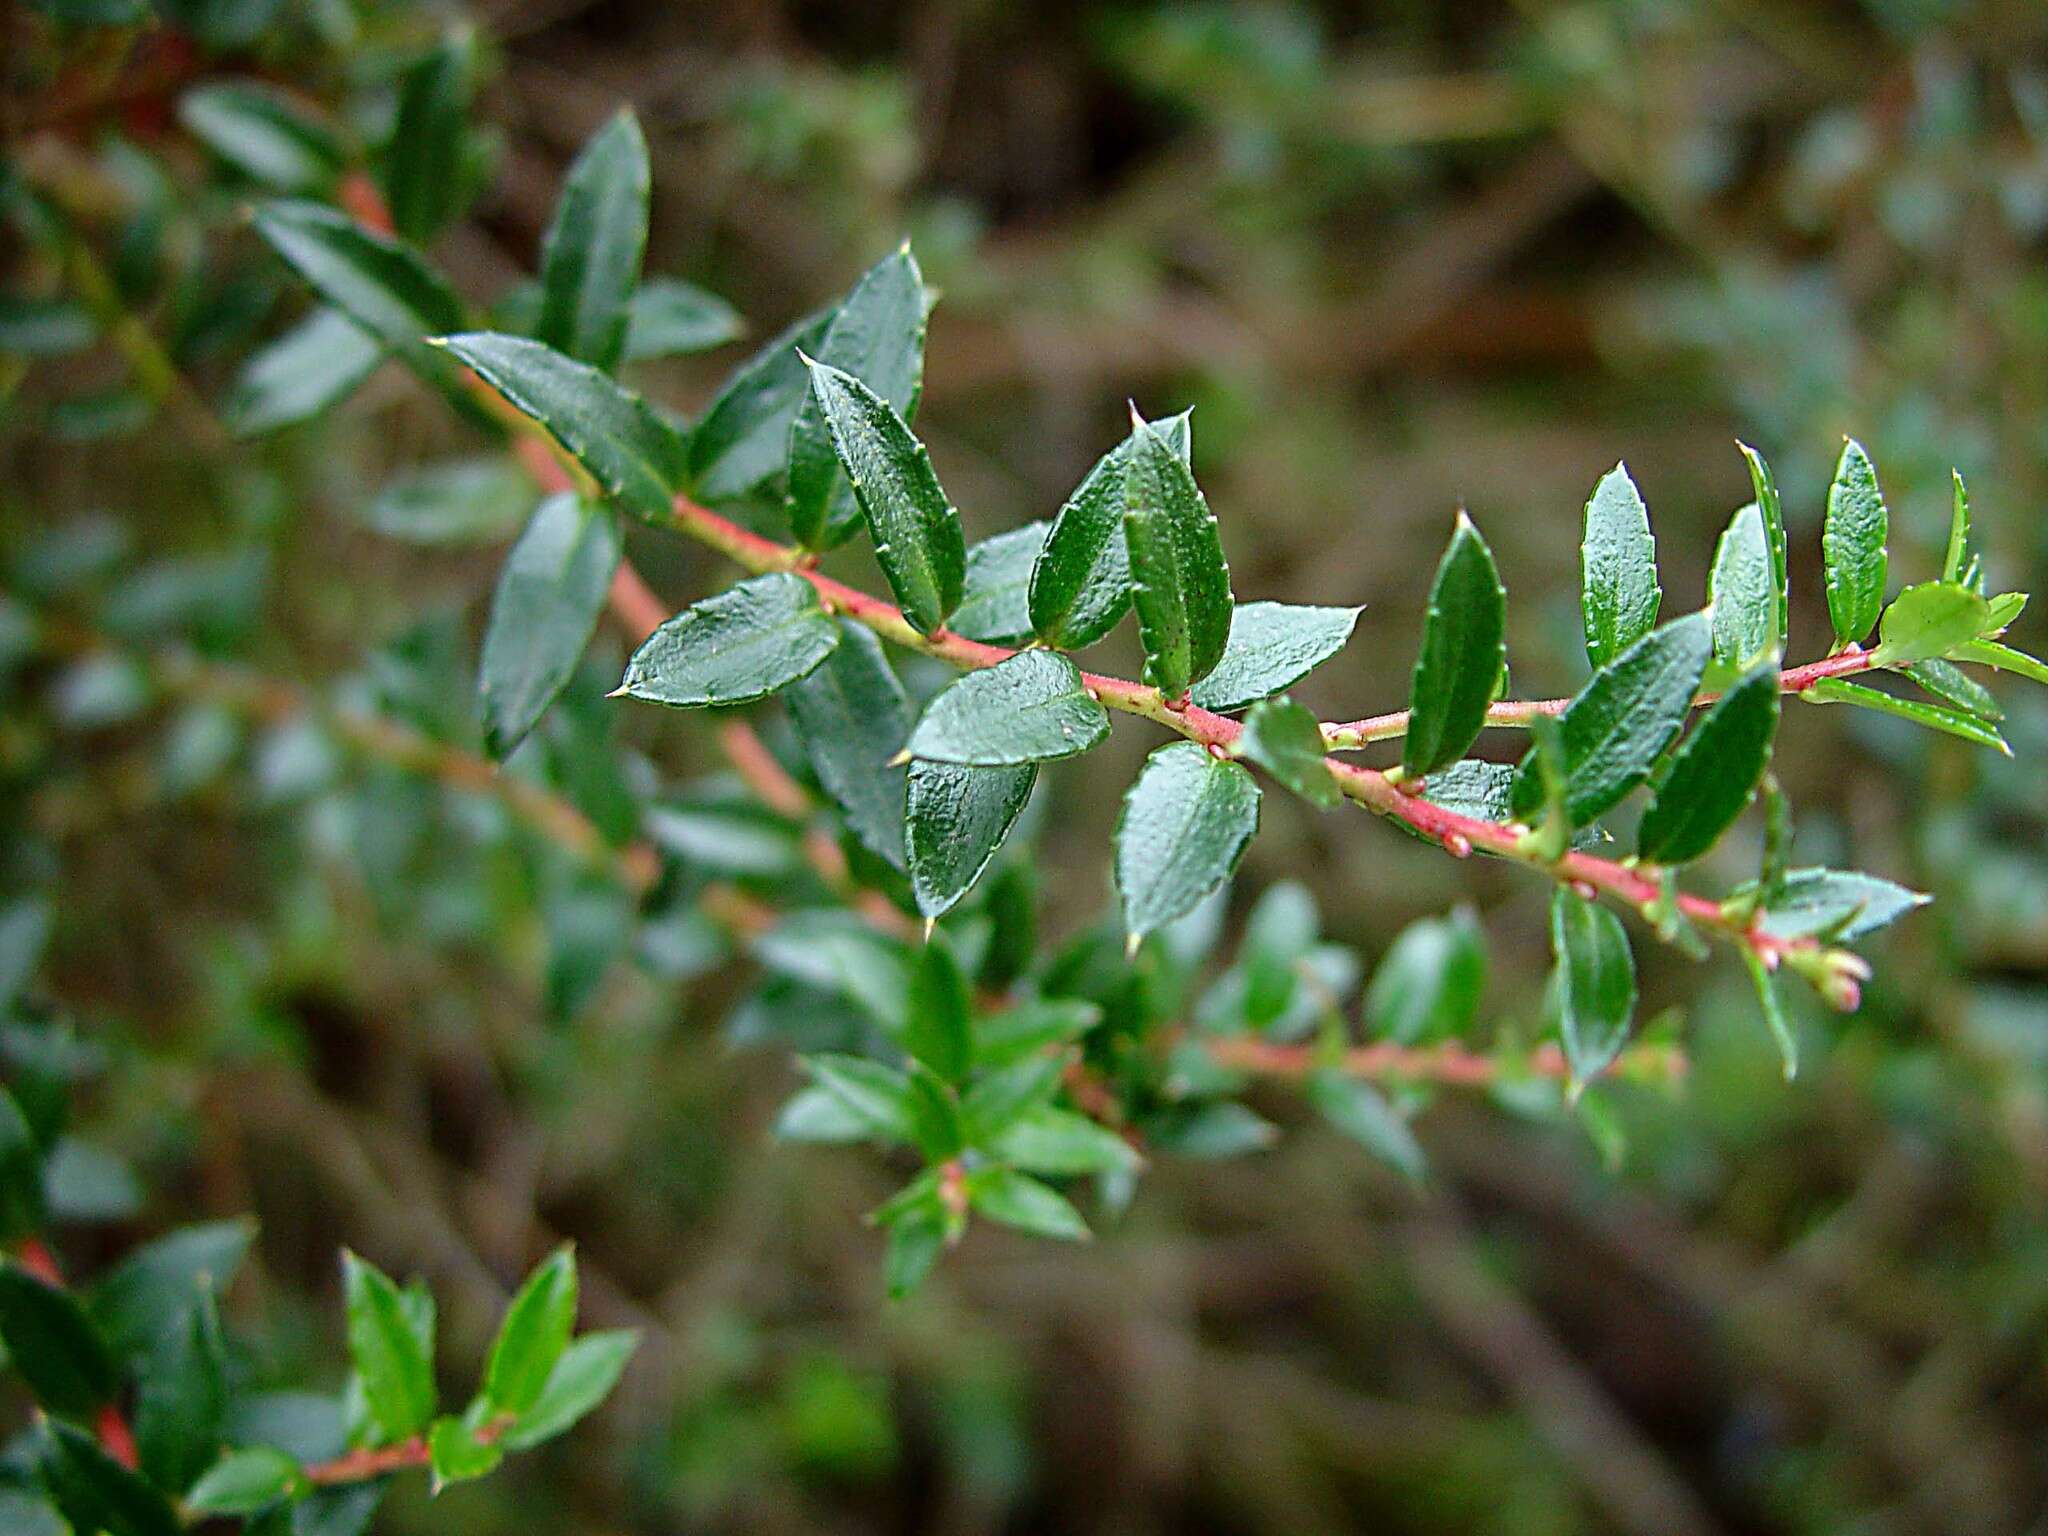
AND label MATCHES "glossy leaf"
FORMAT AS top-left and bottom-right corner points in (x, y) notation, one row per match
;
(224, 308), (381, 437)
(1956, 638), (2048, 686)
(1511, 611), (1712, 826)
(179, 84), (342, 194)
(1188, 601), (1363, 713)
(1737, 441), (1790, 641)
(1307, 1070), (1425, 1182)
(428, 1416), (503, 1489)
(382, 29), (477, 246)
(622, 278), (744, 361)
(787, 622), (915, 870)
(1402, 512), (1507, 777)
(1871, 581), (1991, 668)
(1637, 661), (1780, 864)
(1363, 909), (1486, 1045)
(966, 1167), (1090, 1241)
(1123, 417), (1233, 699)
(1905, 659), (2001, 721)
(187, 1447), (303, 1516)
(39, 1421), (180, 1536)
(535, 110), (650, 372)
(0, 1263), (119, 1417)
(686, 308), (834, 507)
(1239, 696), (1339, 808)
(480, 494), (620, 757)
(252, 202), (462, 345)
(501, 1330), (639, 1451)
(1550, 889), (1636, 1089)
(484, 1246), (578, 1418)
(619, 572), (839, 708)
(905, 760), (1036, 918)
(1757, 868), (1929, 943)
(88, 1219), (253, 1361)
(341, 1251), (436, 1443)
(1027, 409), (1190, 650)
(907, 650), (1108, 766)
(1115, 742), (1261, 943)
(436, 332), (688, 524)
(1709, 502), (1776, 671)
(133, 1287), (225, 1495)
(802, 357), (964, 634)
(788, 246), (929, 548)
(1580, 462), (1660, 668)
(1822, 438), (1889, 647)
(950, 523), (1048, 645)
(1804, 676), (2009, 754)
(1942, 469), (1978, 588)
(905, 939), (972, 1083)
